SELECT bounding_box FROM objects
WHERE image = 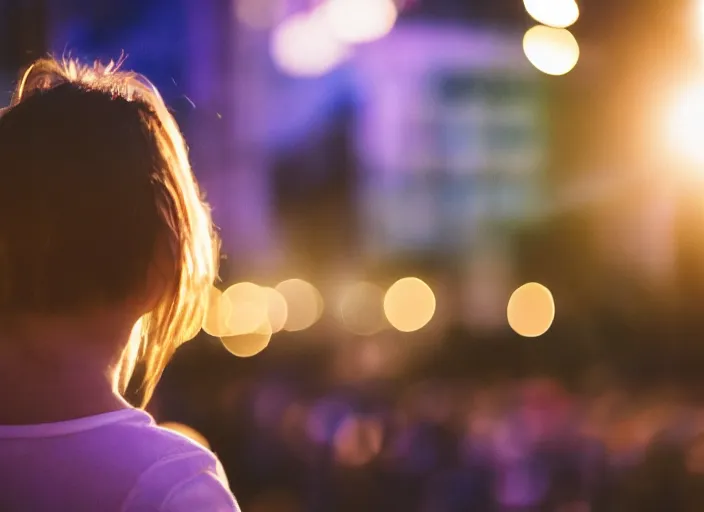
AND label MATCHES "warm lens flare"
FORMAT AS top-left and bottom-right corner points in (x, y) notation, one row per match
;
(666, 82), (704, 166)
(271, 11), (350, 77)
(338, 282), (387, 335)
(223, 282), (269, 336)
(202, 286), (232, 337)
(320, 0), (398, 44)
(221, 322), (273, 358)
(384, 277), (436, 332)
(523, 0), (579, 28)
(507, 282), (555, 337)
(160, 422), (211, 449)
(523, 25), (580, 76)
(276, 279), (324, 331)
(263, 286), (289, 333)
